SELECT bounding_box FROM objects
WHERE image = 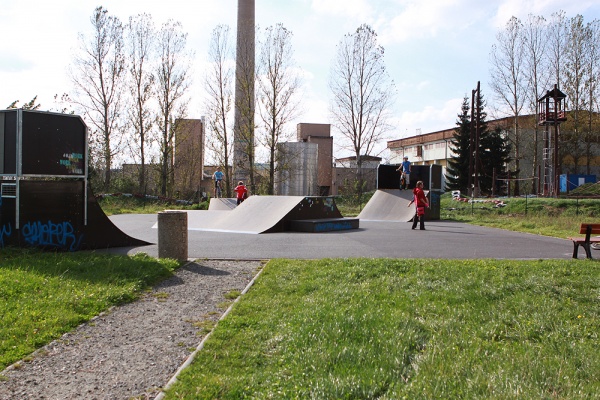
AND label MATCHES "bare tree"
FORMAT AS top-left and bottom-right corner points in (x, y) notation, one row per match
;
(547, 11), (568, 90)
(522, 14), (551, 193)
(329, 24), (395, 193)
(204, 24), (235, 197)
(155, 20), (192, 196)
(582, 19), (600, 174)
(257, 23), (302, 195)
(70, 6), (125, 191)
(489, 16), (529, 195)
(125, 13), (156, 194)
(561, 15), (590, 174)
